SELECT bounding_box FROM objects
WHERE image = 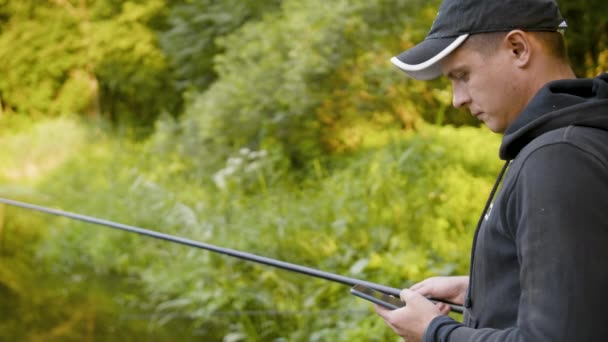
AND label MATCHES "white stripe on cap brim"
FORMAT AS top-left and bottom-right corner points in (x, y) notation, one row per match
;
(391, 34), (469, 80)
